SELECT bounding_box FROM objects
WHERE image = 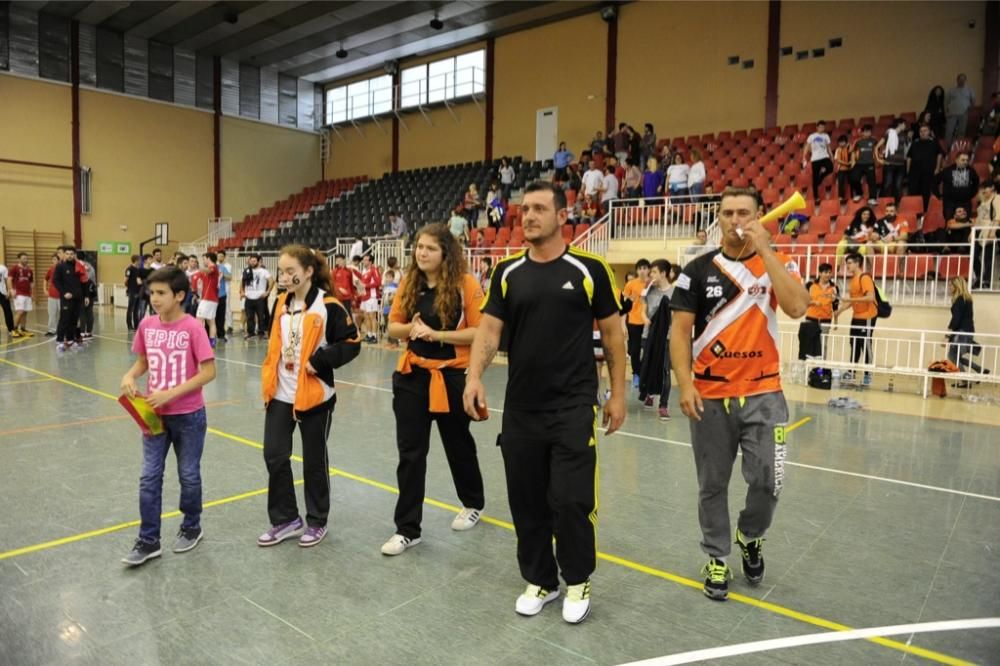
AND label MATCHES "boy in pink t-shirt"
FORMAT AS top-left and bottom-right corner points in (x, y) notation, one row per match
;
(120, 266), (217, 567)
